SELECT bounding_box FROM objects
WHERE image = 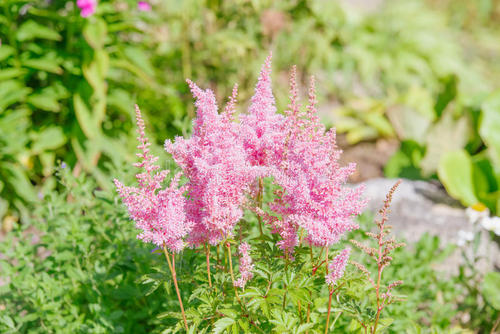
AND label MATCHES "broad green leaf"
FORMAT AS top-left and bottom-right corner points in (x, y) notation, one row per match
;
(480, 91), (500, 172)
(16, 20), (61, 42)
(212, 317), (235, 334)
(420, 110), (469, 176)
(438, 150), (478, 206)
(387, 104), (432, 144)
(482, 272), (500, 310)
